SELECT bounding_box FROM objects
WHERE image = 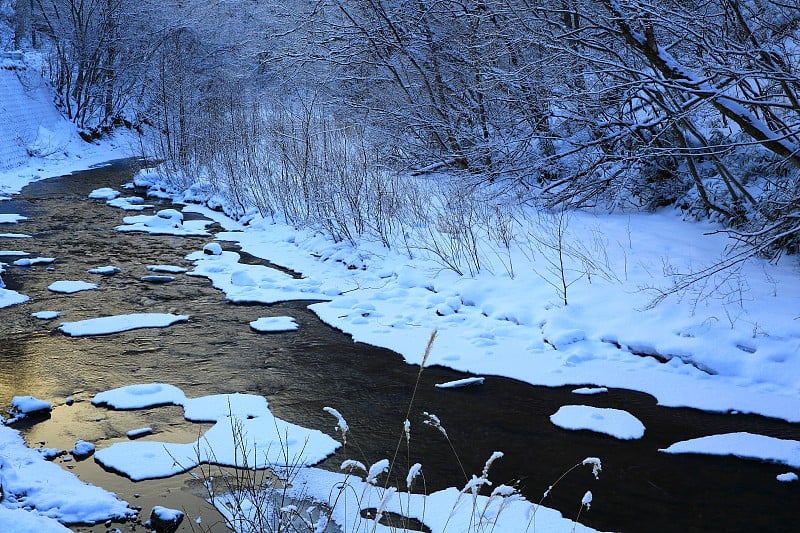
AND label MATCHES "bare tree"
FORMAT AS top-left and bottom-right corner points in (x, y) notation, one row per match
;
(33, 0), (127, 129)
